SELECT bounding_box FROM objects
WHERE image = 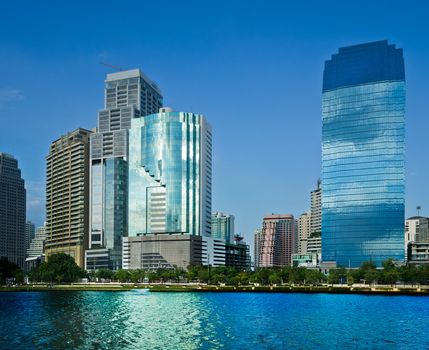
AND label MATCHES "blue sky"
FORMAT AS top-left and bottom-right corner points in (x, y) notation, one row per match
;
(1, 1), (428, 245)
